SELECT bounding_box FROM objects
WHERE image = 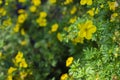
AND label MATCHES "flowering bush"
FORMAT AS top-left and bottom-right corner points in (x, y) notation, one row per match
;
(0, 0), (120, 80)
